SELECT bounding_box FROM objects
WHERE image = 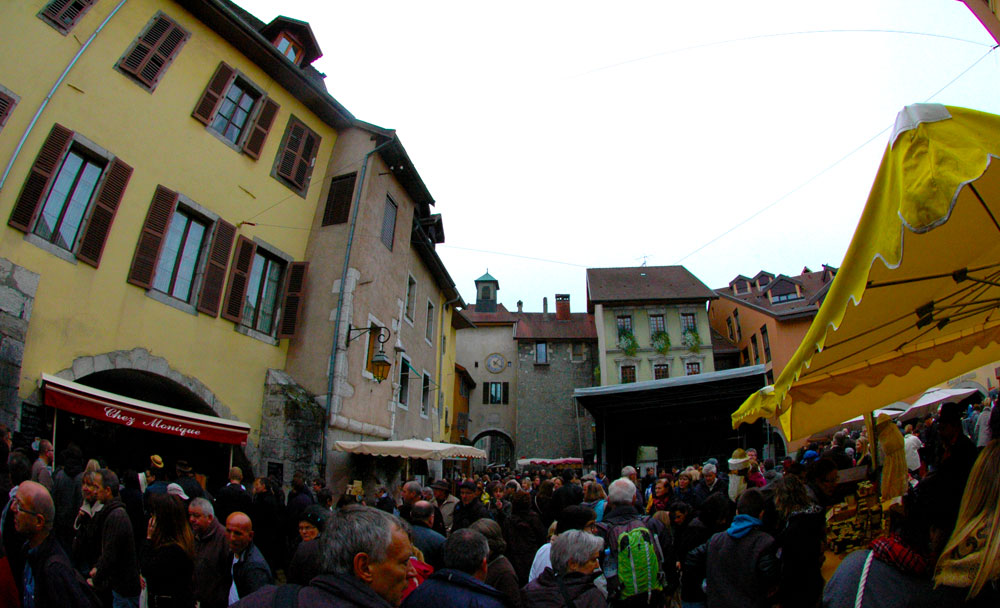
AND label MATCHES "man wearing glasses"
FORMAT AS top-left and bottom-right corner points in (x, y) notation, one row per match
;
(13, 480), (92, 606)
(30, 440), (54, 493)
